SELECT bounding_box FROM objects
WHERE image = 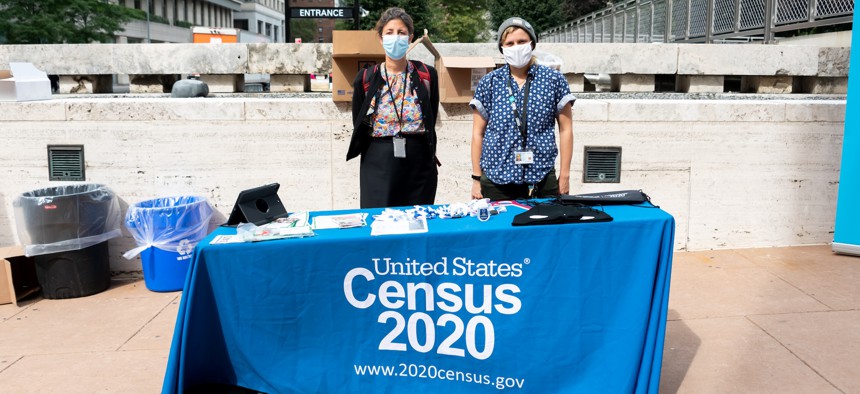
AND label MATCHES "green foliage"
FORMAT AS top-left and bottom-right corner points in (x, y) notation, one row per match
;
(342, 0), (490, 43)
(562, 0), (608, 21)
(354, 0), (439, 38)
(489, 0), (565, 37)
(291, 19), (318, 43)
(148, 14), (170, 25)
(433, 0), (491, 43)
(0, 0), (137, 44)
